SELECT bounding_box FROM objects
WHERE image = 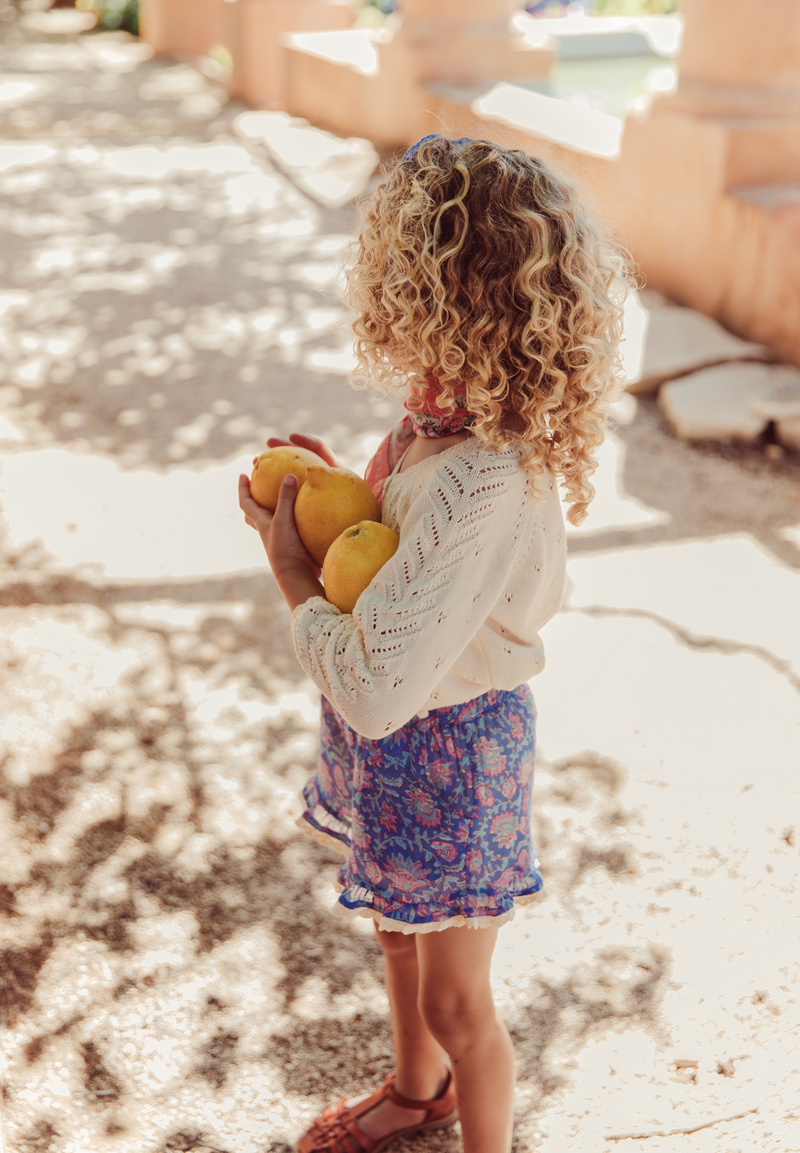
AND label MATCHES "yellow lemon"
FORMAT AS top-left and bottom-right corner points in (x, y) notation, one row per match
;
(323, 520), (400, 614)
(295, 465), (380, 567)
(250, 446), (323, 512)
